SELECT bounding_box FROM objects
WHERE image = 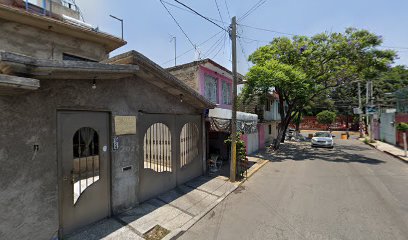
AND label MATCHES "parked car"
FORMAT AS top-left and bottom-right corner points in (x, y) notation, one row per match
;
(311, 131), (334, 148)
